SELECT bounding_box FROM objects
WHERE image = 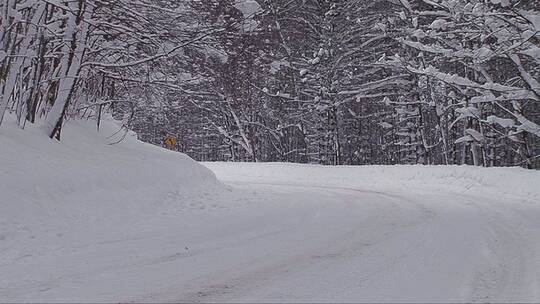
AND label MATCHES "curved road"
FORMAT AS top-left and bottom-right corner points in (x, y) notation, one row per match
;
(2, 164), (539, 302)
(162, 180), (540, 303)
